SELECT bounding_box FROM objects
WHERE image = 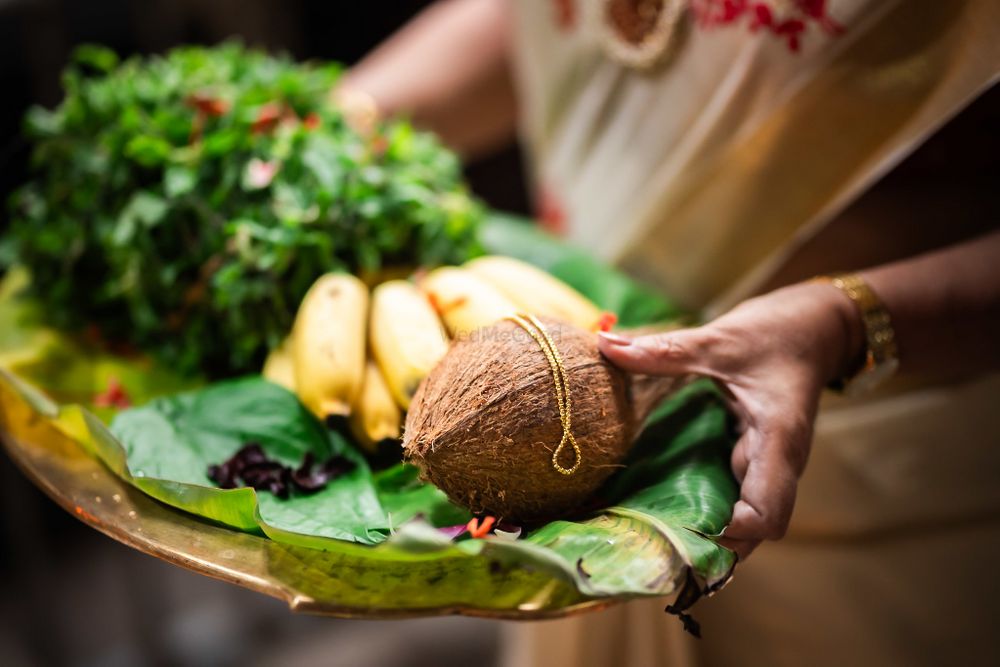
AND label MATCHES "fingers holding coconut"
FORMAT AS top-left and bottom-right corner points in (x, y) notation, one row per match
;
(599, 316), (818, 561)
(597, 328), (720, 378)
